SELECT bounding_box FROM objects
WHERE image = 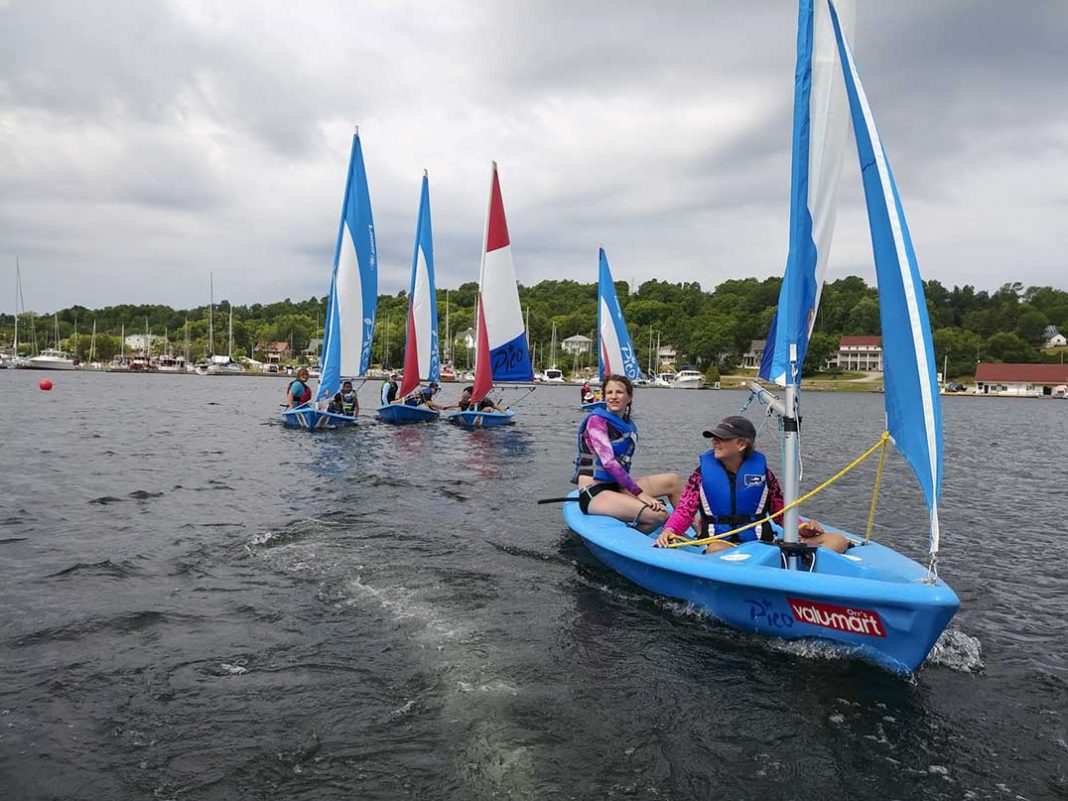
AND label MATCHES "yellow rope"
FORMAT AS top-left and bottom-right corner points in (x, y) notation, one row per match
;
(666, 431), (891, 549)
(864, 433), (891, 544)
